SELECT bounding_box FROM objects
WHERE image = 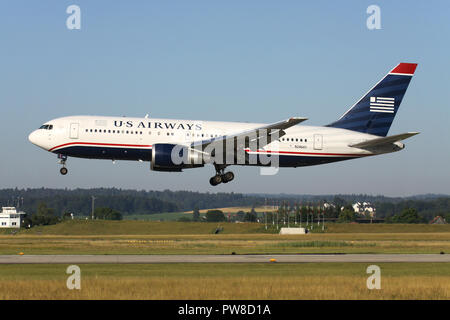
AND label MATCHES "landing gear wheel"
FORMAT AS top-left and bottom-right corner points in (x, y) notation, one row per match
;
(210, 165), (235, 186)
(57, 154), (68, 176)
(209, 175), (222, 186)
(221, 171), (234, 183)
